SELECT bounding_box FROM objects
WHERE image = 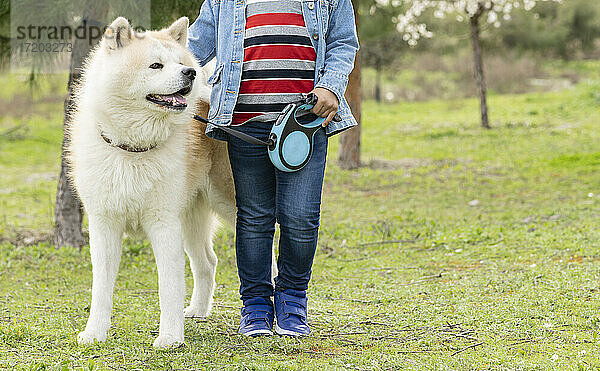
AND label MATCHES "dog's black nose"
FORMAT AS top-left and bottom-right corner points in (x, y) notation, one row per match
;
(182, 67), (196, 80)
